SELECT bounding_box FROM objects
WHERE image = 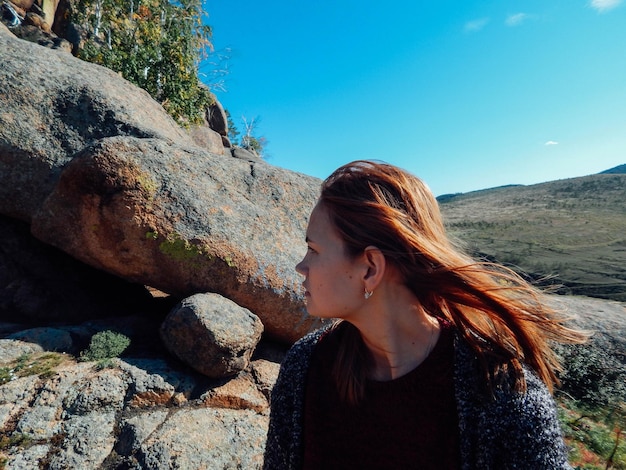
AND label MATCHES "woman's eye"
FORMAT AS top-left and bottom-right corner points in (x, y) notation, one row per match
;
(307, 246), (316, 254)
